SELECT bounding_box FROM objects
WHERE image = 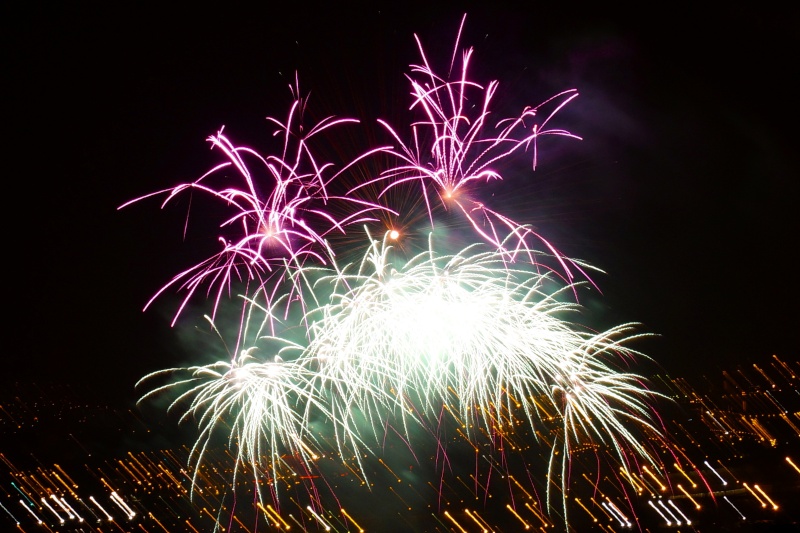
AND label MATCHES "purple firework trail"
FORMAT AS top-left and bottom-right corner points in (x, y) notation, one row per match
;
(120, 77), (393, 328)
